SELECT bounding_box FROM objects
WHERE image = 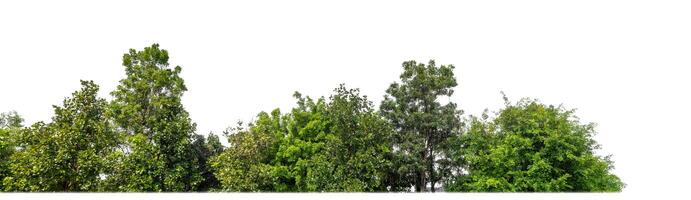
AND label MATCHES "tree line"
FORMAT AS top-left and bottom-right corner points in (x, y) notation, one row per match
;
(0, 44), (624, 192)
